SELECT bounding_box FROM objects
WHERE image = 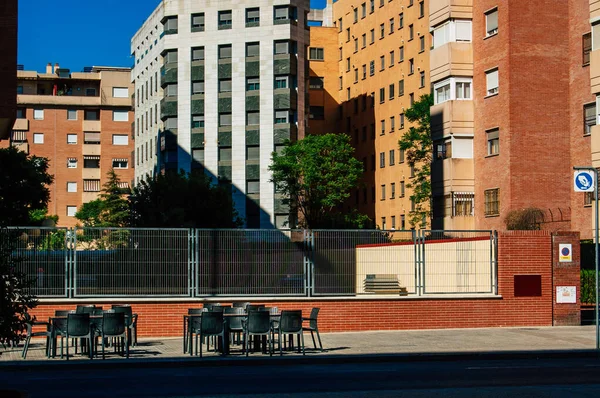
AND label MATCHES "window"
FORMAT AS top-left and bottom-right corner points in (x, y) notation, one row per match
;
(399, 46), (404, 62)
(369, 60), (375, 76)
(310, 76), (324, 90)
(247, 77), (260, 91)
(585, 103), (596, 135)
(380, 56), (385, 71)
(583, 33), (592, 66)
(379, 152), (386, 168)
(484, 188), (500, 216)
(485, 8), (498, 37)
(67, 158), (77, 168)
(113, 159), (128, 169)
(390, 18), (395, 34)
(362, 3), (367, 18)
(486, 69), (499, 95)
(456, 20), (472, 42)
(354, 38), (359, 53)
(246, 42), (260, 58)
(113, 87), (128, 98)
(410, 93), (414, 106)
(380, 23), (385, 39)
(16, 108), (25, 119)
(192, 149), (205, 164)
(400, 113), (405, 129)
(67, 134), (77, 144)
(409, 58), (414, 74)
(370, 29), (375, 44)
(67, 206), (77, 217)
(391, 215), (396, 229)
(389, 83), (395, 100)
(362, 64), (367, 79)
(380, 185), (386, 201)
(338, 18), (343, 32)
(362, 33), (367, 48)
(192, 115), (205, 128)
(487, 128), (499, 156)
(246, 112), (260, 126)
(246, 146), (260, 160)
(84, 109), (99, 120)
(83, 179), (101, 192)
(163, 16), (178, 33)
(219, 113), (232, 127)
(346, 57), (350, 71)
(389, 149), (395, 165)
(83, 156), (100, 168)
(84, 132), (100, 144)
(275, 40), (290, 55)
(381, 217), (386, 230)
(399, 12), (404, 28)
(164, 49), (178, 64)
(85, 88), (96, 97)
(400, 180), (405, 196)
(354, 8), (358, 23)
(192, 81), (205, 94)
(419, 1), (424, 18)
(275, 75), (288, 89)
(409, 24), (414, 40)
(275, 111), (289, 124)
(67, 109), (77, 120)
(435, 82), (451, 104)
(435, 140), (452, 160)
(390, 116), (395, 132)
(112, 134), (128, 146)
(67, 182), (77, 193)
(379, 88), (385, 103)
(347, 28), (351, 42)
(191, 13), (205, 31)
(16, 85), (23, 94)
(219, 79), (232, 93)
(165, 117), (178, 129)
(309, 47), (324, 60)
(420, 71), (426, 88)
(389, 50), (395, 66)
(354, 68), (359, 83)
(33, 109), (44, 120)
(192, 47), (205, 61)
(165, 83), (178, 97)
(370, 0), (375, 13)
(274, 5), (292, 21)
(247, 181), (260, 195)
(33, 133), (44, 144)
(243, 7), (260, 25)
(219, 10), (233, 28)
(399, 79), (404, 96)
(420, 36), (425, 52)
(219, 45), (232, 59)
(113, 110), (129, 122)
